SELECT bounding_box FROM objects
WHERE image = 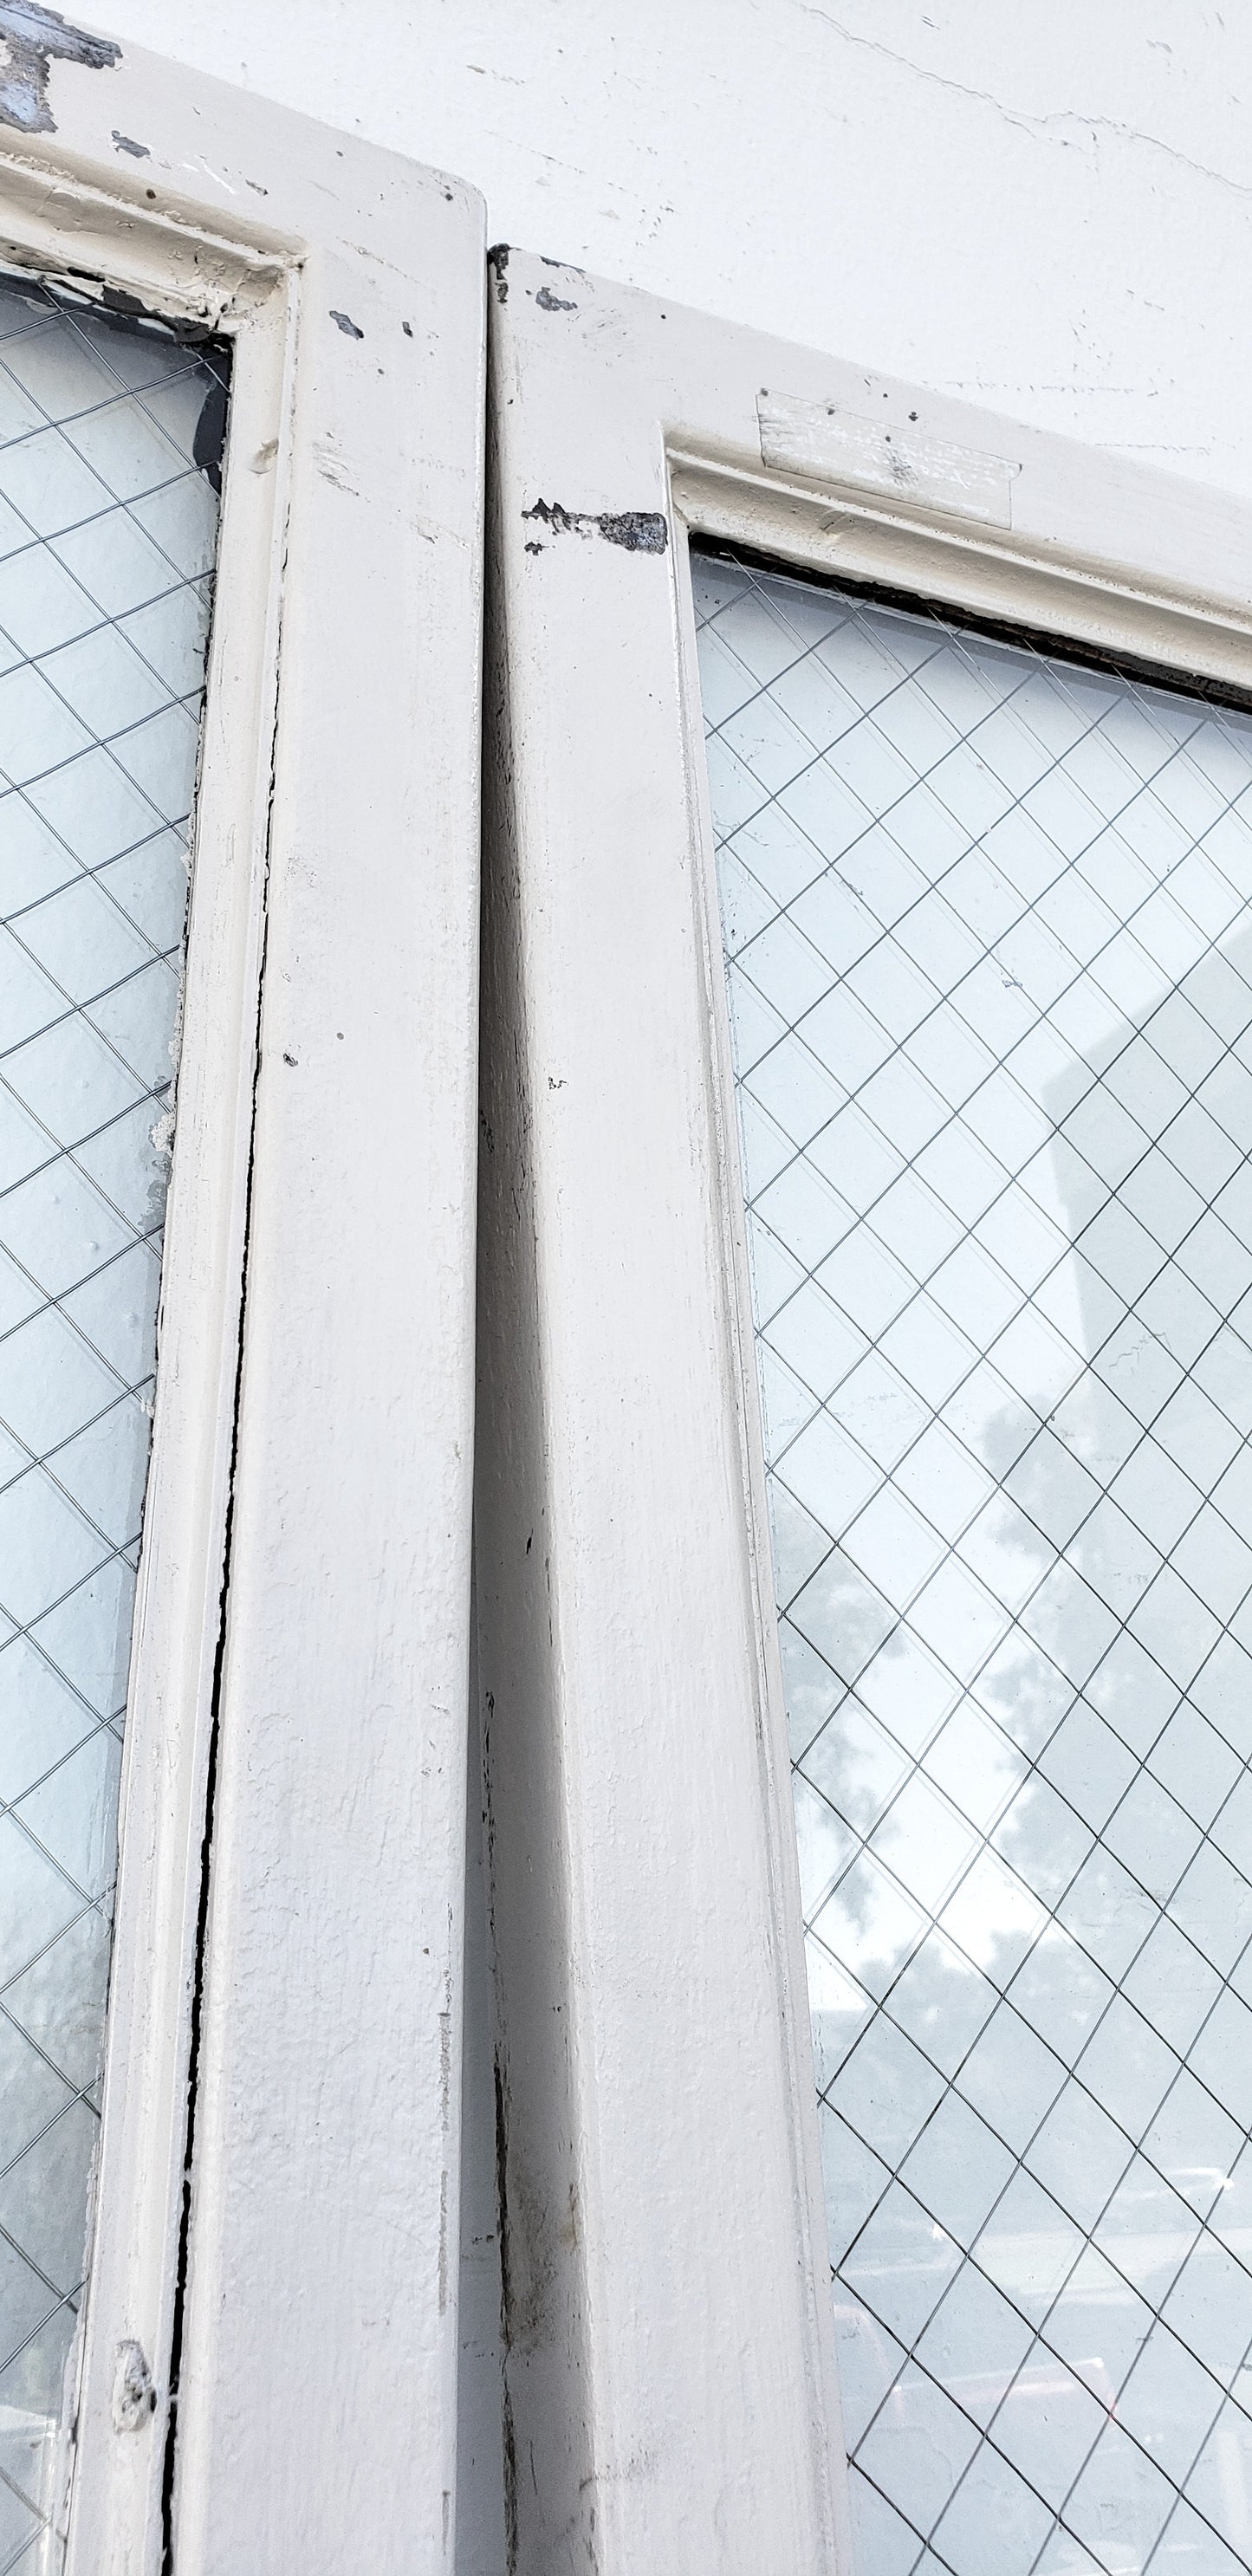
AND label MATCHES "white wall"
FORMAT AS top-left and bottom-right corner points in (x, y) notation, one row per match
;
(95, 0), (1252, 497)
